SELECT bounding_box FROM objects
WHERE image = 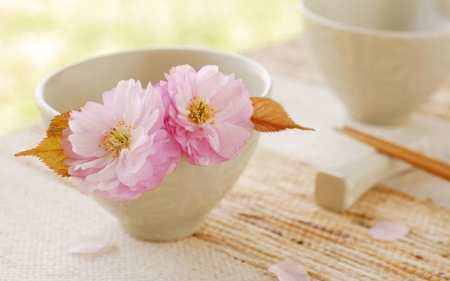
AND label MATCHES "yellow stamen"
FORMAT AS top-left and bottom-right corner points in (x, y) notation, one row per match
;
(101, 121), (133, 157)
(187, 96), (216, 124)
